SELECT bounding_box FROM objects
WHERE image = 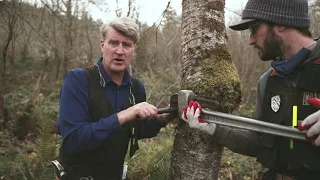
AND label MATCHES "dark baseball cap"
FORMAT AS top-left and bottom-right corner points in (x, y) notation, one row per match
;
(229, 19), (257, 31)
